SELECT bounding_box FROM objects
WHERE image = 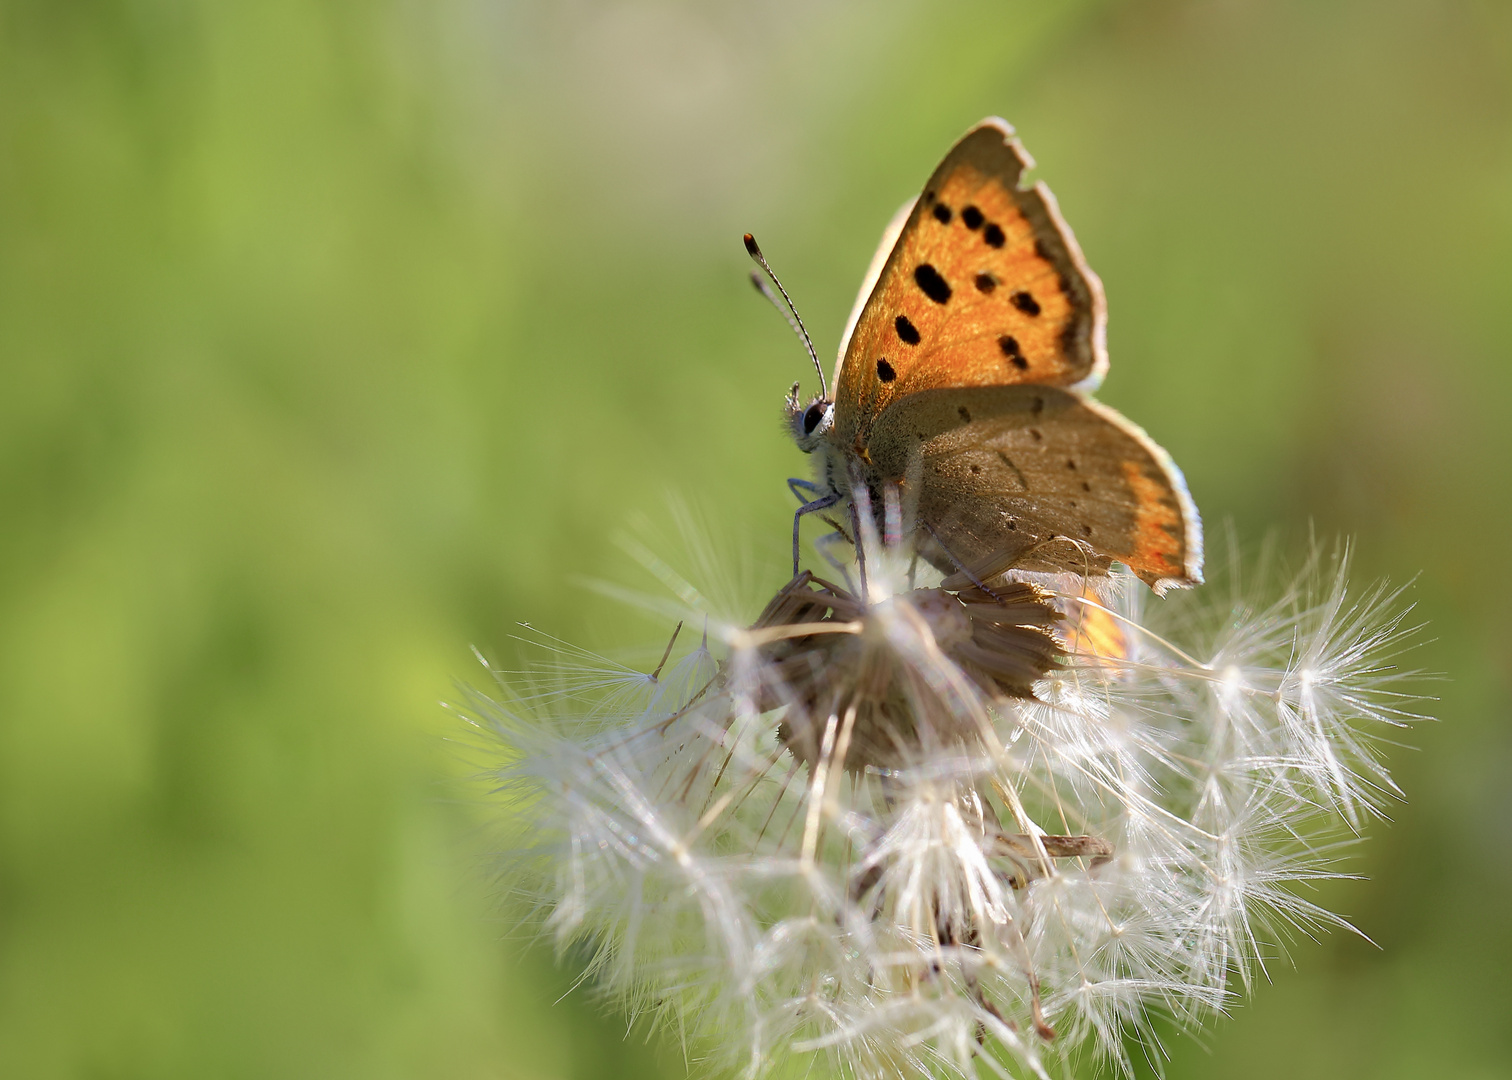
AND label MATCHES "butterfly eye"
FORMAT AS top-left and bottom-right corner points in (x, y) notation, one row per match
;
(803, 403), (826, 435)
